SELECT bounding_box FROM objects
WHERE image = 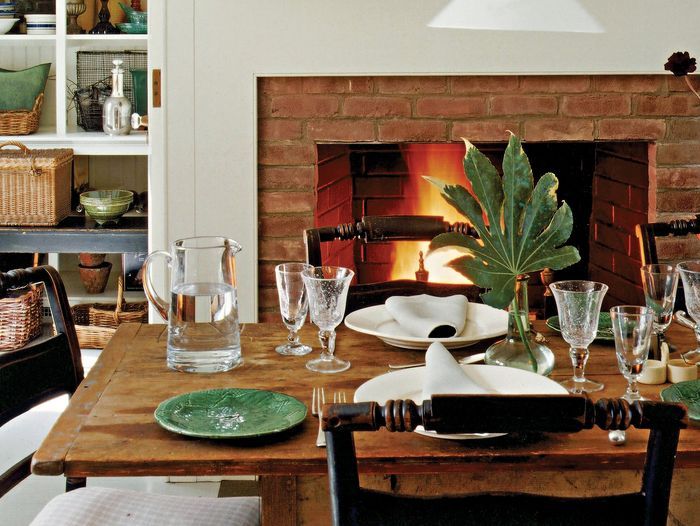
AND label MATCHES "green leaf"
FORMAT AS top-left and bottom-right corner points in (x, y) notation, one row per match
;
(426, 134), (581, 310)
